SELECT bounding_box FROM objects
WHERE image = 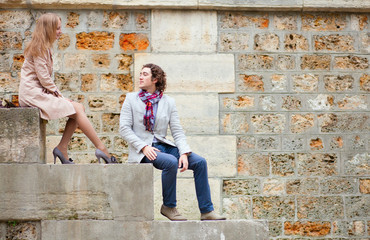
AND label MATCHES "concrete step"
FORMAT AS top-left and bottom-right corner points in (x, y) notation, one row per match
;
(0, 164), (153, 221)
(41, 220), (269, 240)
